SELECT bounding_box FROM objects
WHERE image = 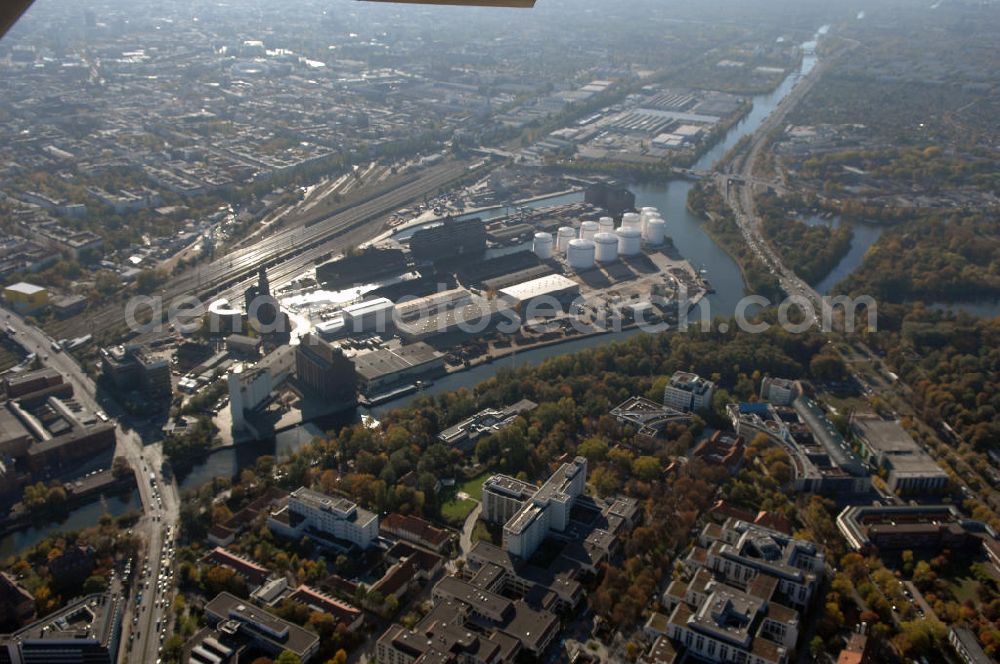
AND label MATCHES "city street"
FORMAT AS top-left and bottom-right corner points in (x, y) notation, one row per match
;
(1, 307), (180, 664)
